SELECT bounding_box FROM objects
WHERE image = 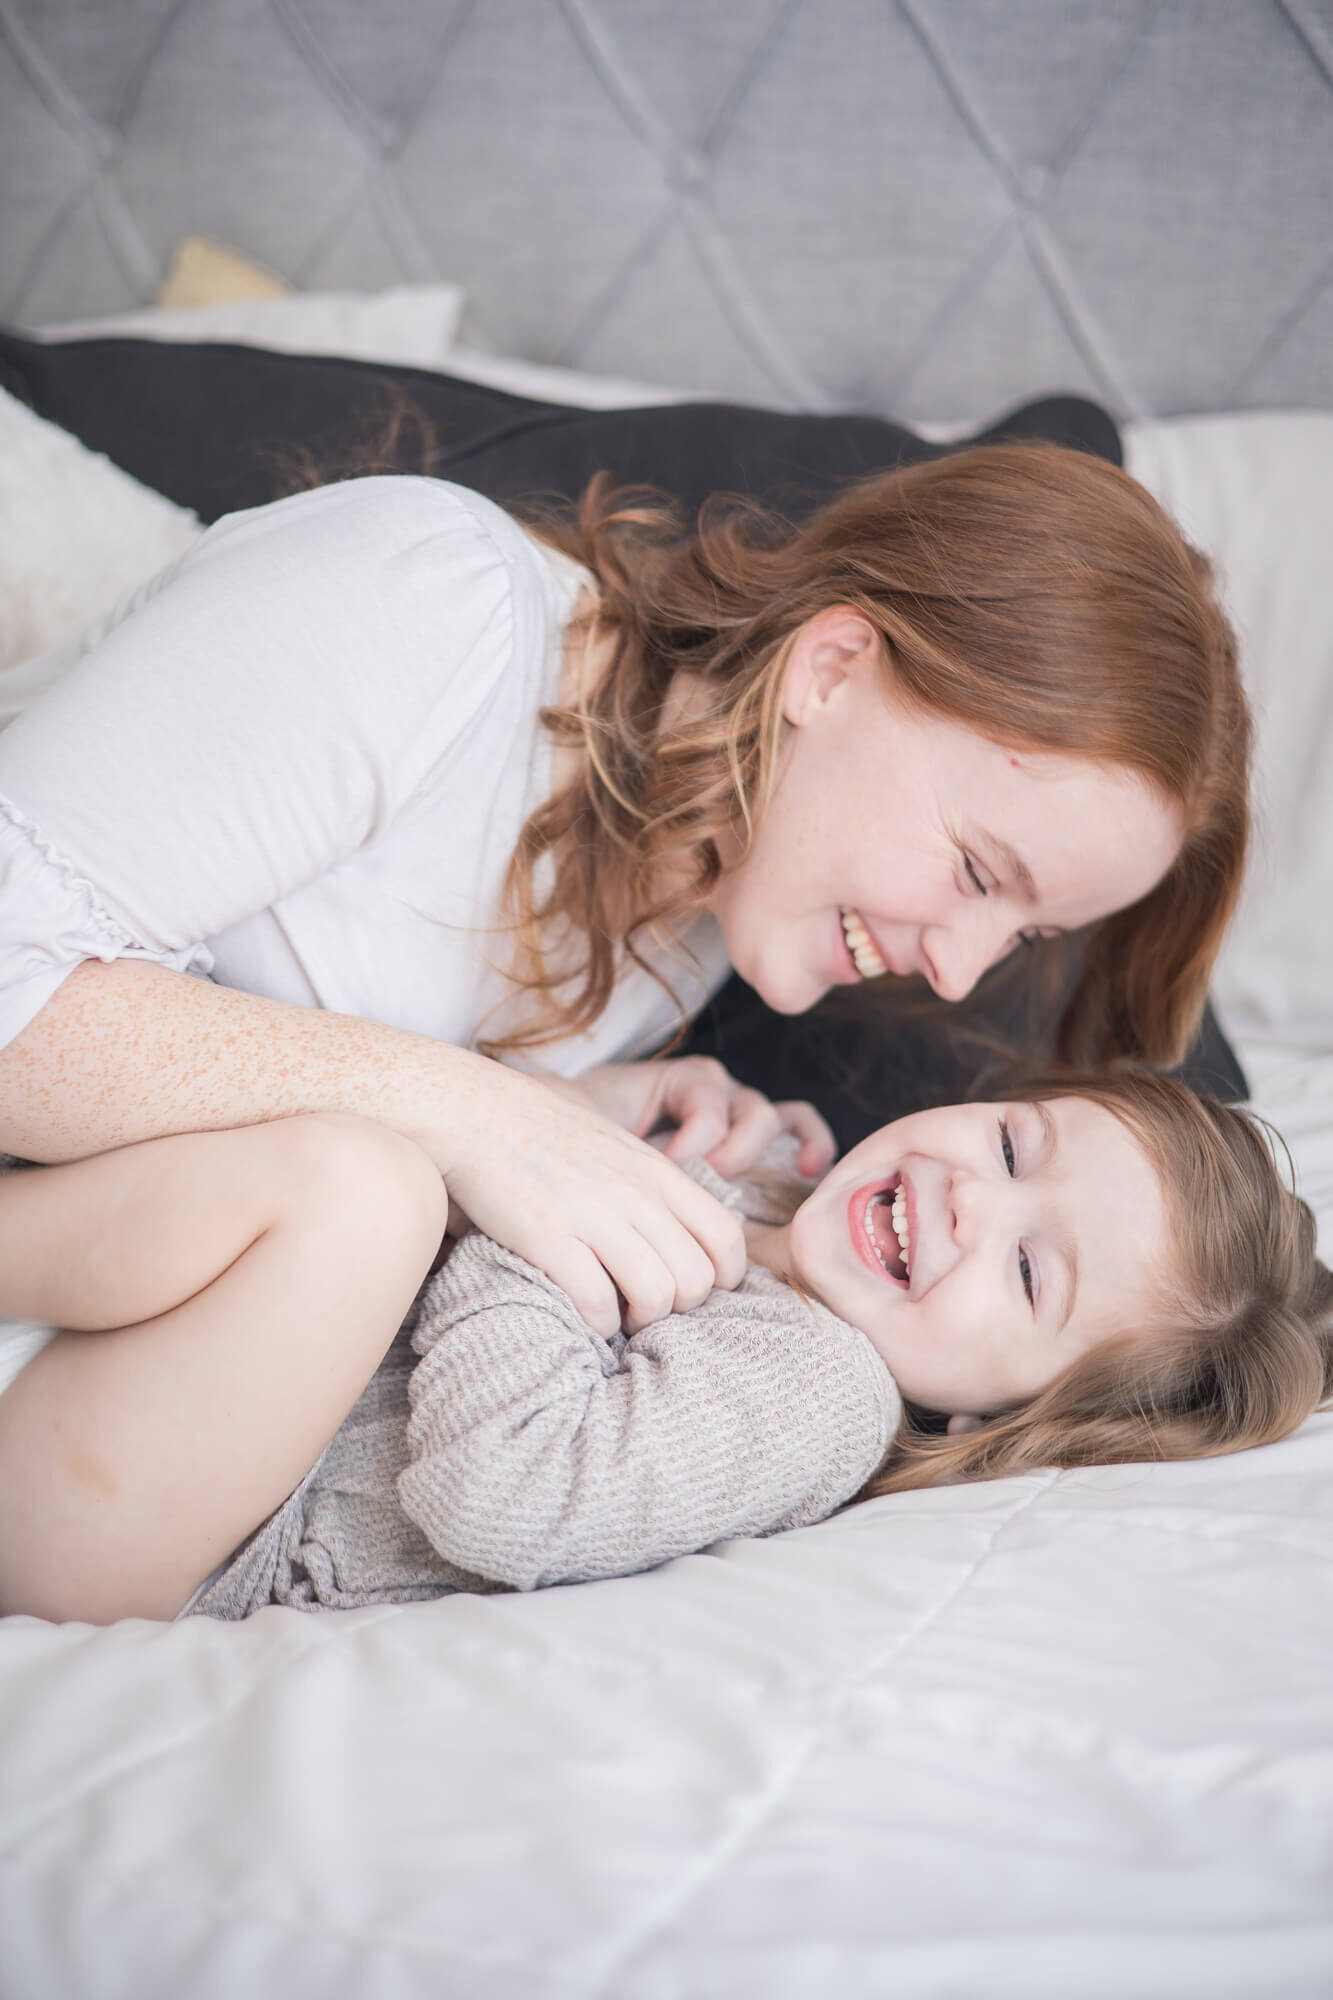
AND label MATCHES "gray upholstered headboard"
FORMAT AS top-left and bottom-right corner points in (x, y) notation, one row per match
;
(1, 0), (1330, 424)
